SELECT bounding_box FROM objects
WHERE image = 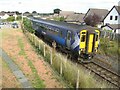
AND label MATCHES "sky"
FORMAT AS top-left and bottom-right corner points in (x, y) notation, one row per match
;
(0, 0), (119, 13)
